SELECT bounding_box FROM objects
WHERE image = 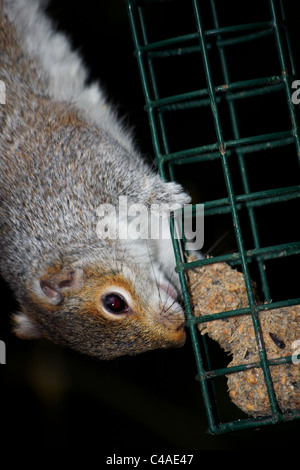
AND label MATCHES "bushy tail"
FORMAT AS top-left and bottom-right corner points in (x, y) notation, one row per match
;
(2, 0), (136, 153)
